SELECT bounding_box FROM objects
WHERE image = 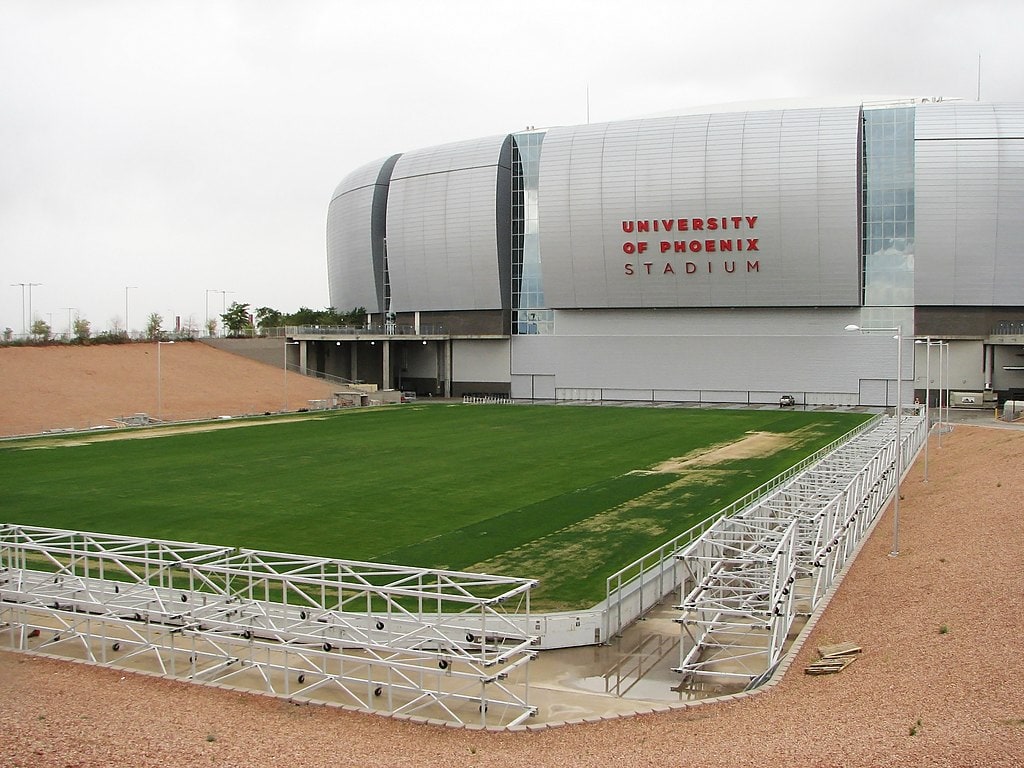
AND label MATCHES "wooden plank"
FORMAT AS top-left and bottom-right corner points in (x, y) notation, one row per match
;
(817, 641), (862, 659)
(805, 654), (857, 675)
